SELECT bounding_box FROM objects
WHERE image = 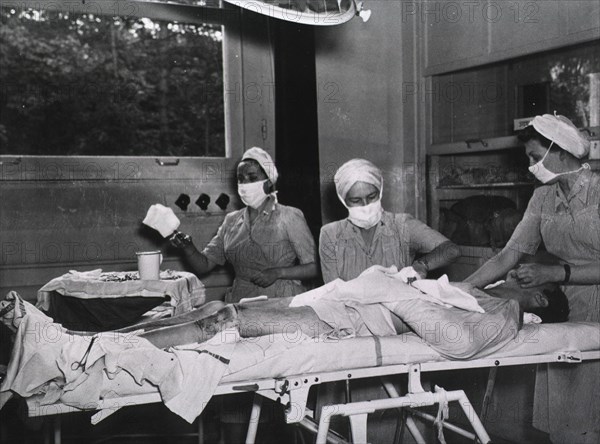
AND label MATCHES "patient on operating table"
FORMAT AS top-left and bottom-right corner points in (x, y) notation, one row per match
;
(114, 268), (565, 360)
(0, 267), (569, 359)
